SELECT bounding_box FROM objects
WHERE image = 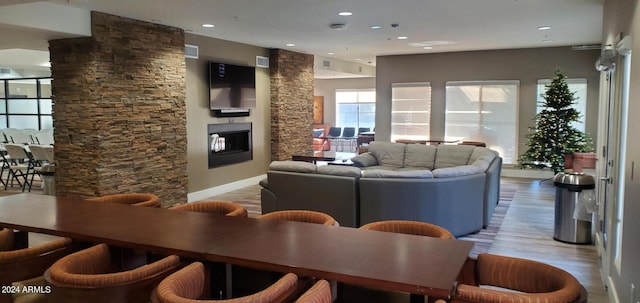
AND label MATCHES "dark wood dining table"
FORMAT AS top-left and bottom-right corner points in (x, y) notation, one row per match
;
(0, 193), (473, 300)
